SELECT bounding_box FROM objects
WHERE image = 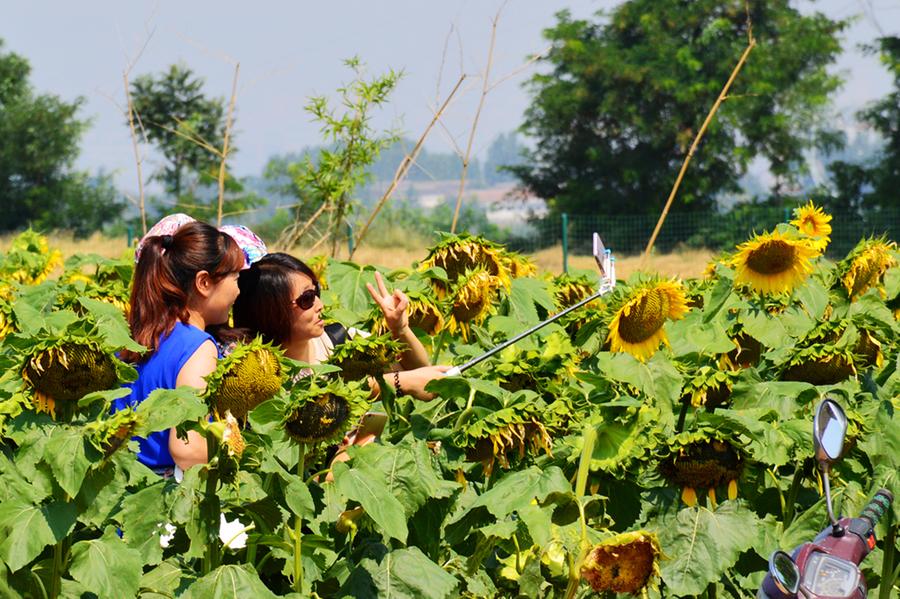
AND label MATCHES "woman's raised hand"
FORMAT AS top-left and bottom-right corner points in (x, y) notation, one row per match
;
(366, 271), (409, 335)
